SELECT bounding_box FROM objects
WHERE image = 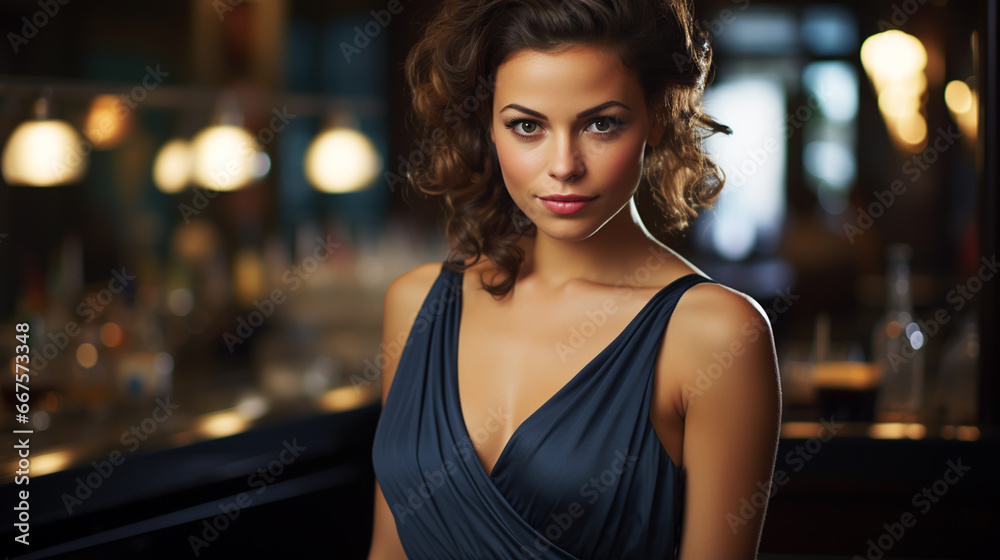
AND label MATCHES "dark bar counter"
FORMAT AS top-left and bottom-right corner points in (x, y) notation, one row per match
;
(2, 403), (379, 559)
(4, 407), (997, 559)
(761, 424), (998, 560)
